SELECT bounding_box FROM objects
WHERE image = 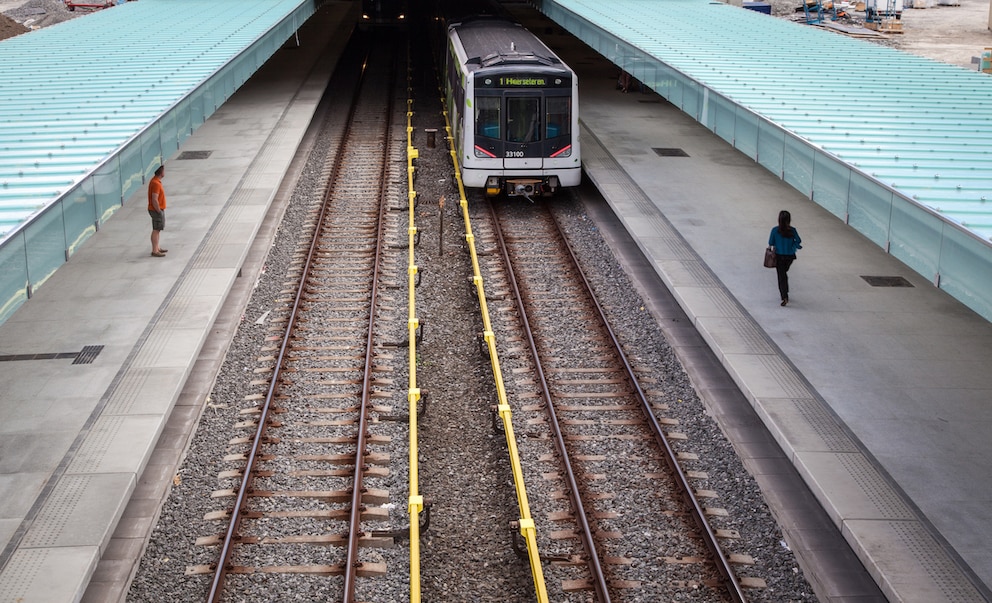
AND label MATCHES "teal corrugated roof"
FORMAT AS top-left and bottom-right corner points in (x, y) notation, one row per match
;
(0, 0), (310, 240)
(556, 0), (992, 240)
